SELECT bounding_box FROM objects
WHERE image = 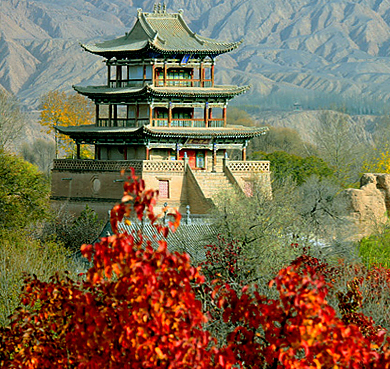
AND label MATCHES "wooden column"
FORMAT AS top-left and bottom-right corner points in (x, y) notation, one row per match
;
(168, 102), (172, 127)
(149, 105), (153, 125)
(143, 65), (147, 82)
(127, 65), (130, 85)
(211, 62), (215, 87)
(76, 143), (81, 159)
(113, 105), (118, 126)
(223, 105), (227, 127)
(152, 64), (156, 86)
(164, 62), (167, 86)
(95, 104), (99, 126)
(200, 61), (203, 87)
(242, 147), (247, 161)
(176, 143), (180, 160)
(124, 145), (128, 160)
(204, 102), (209, 127)
(107, 64), (111, 87)
(108, 104), (112, 126)
(116, 65), (121, 87)
(136, 103), (139, 127)
(95, 146), (101, 160)
(212, 143), (217, 172)
(126, 105), (130, 127)
(146, 146), (150, 160)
